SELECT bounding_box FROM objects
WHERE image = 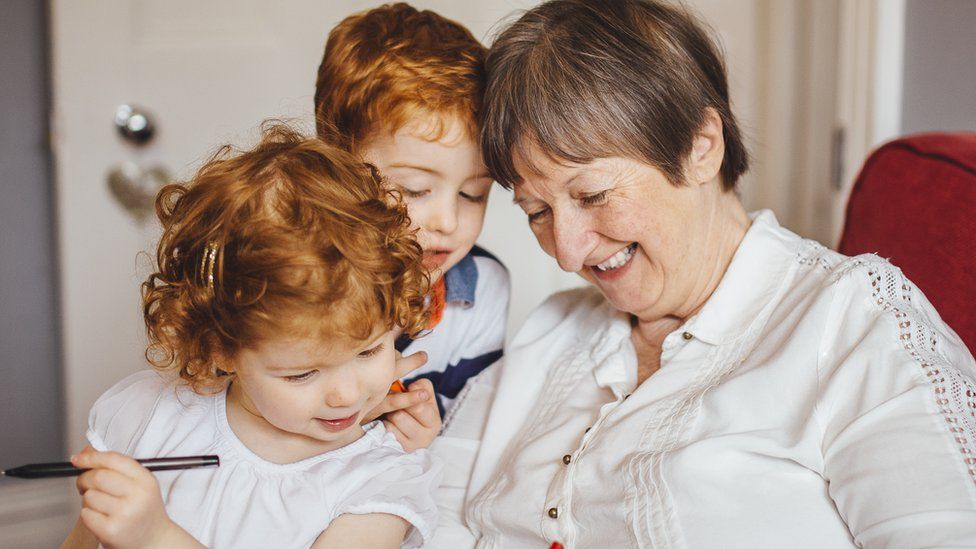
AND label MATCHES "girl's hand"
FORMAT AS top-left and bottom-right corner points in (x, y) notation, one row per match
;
(383, 378), (441, 452)
(361, 351), (430, 423)
(71, 446), (196, 549)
